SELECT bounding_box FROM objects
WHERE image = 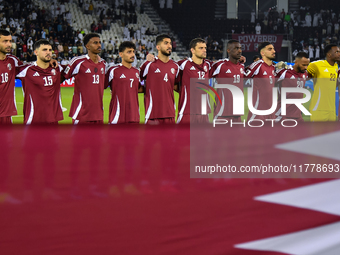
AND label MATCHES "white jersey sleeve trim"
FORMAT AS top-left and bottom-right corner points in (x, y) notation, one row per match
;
(8, 55), (19, 67)
(26, 94), (34, 125)
(72, 60), (85, 76)
(143, 62), (152, 78)
(16, 65), (32, 78)
(180, 60), (189, 70)
(278, 70), (287, 82)
(212, 62), (224, 77)
(72, 93), (83, 120)
(111, 95), (120, 124)
(175, 62), (180, 78)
